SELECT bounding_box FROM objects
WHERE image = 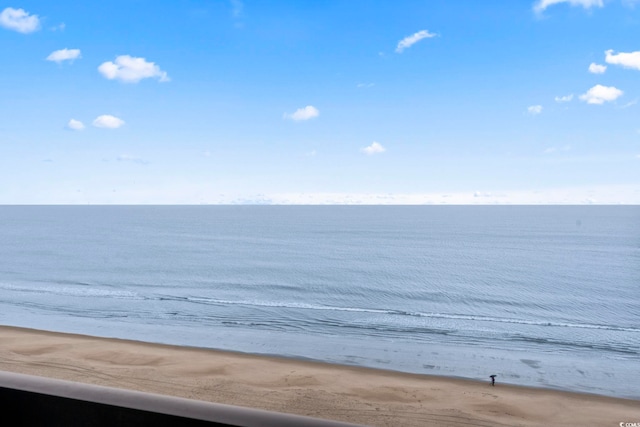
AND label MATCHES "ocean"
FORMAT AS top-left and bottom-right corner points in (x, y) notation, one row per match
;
(0, 205), (638, 398)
